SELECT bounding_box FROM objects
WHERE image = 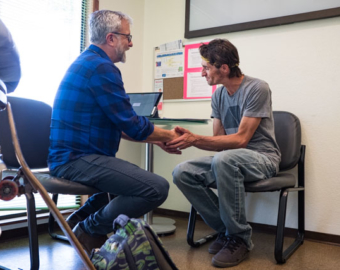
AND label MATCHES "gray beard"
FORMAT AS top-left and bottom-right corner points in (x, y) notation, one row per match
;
(115, 44), (126, 63)
(120, 52), (126, 63)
